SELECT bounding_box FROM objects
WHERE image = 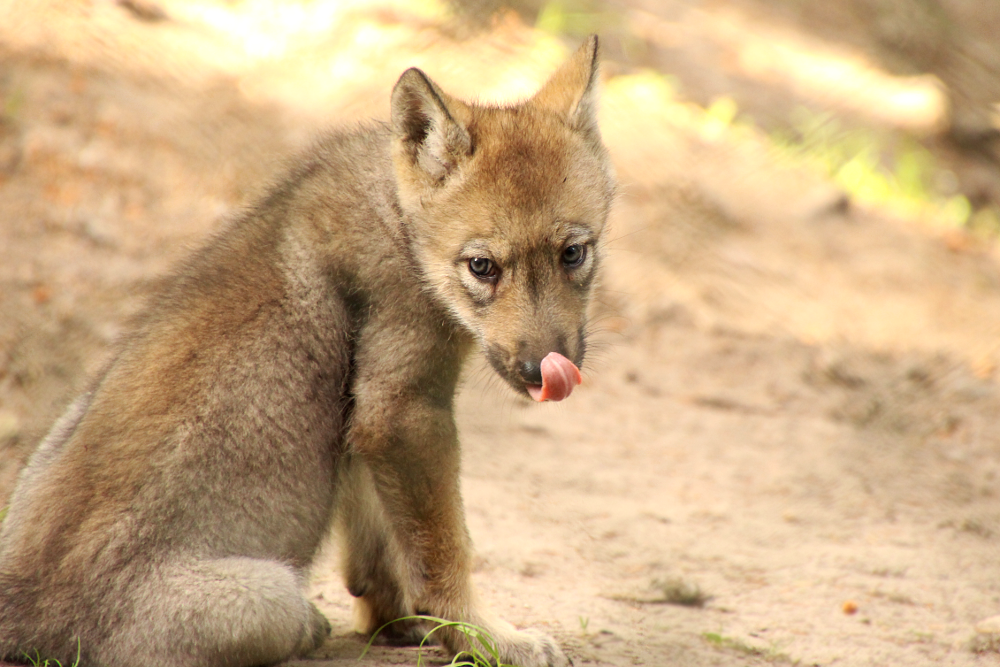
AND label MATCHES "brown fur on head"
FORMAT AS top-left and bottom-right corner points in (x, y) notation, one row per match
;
(390, 36), (615, 397)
